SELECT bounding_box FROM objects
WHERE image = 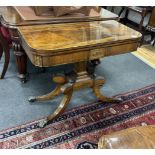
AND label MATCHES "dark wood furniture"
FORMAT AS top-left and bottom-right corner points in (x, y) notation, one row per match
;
(118, 6), (152, 44)
(0, 6), (118, 83)
(18, 20), (141, 127)
(98, 125), (155, 149)
(0, 25), (10, 79)
(119, 7), (152, 30)
(146, 7), (155, 46)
